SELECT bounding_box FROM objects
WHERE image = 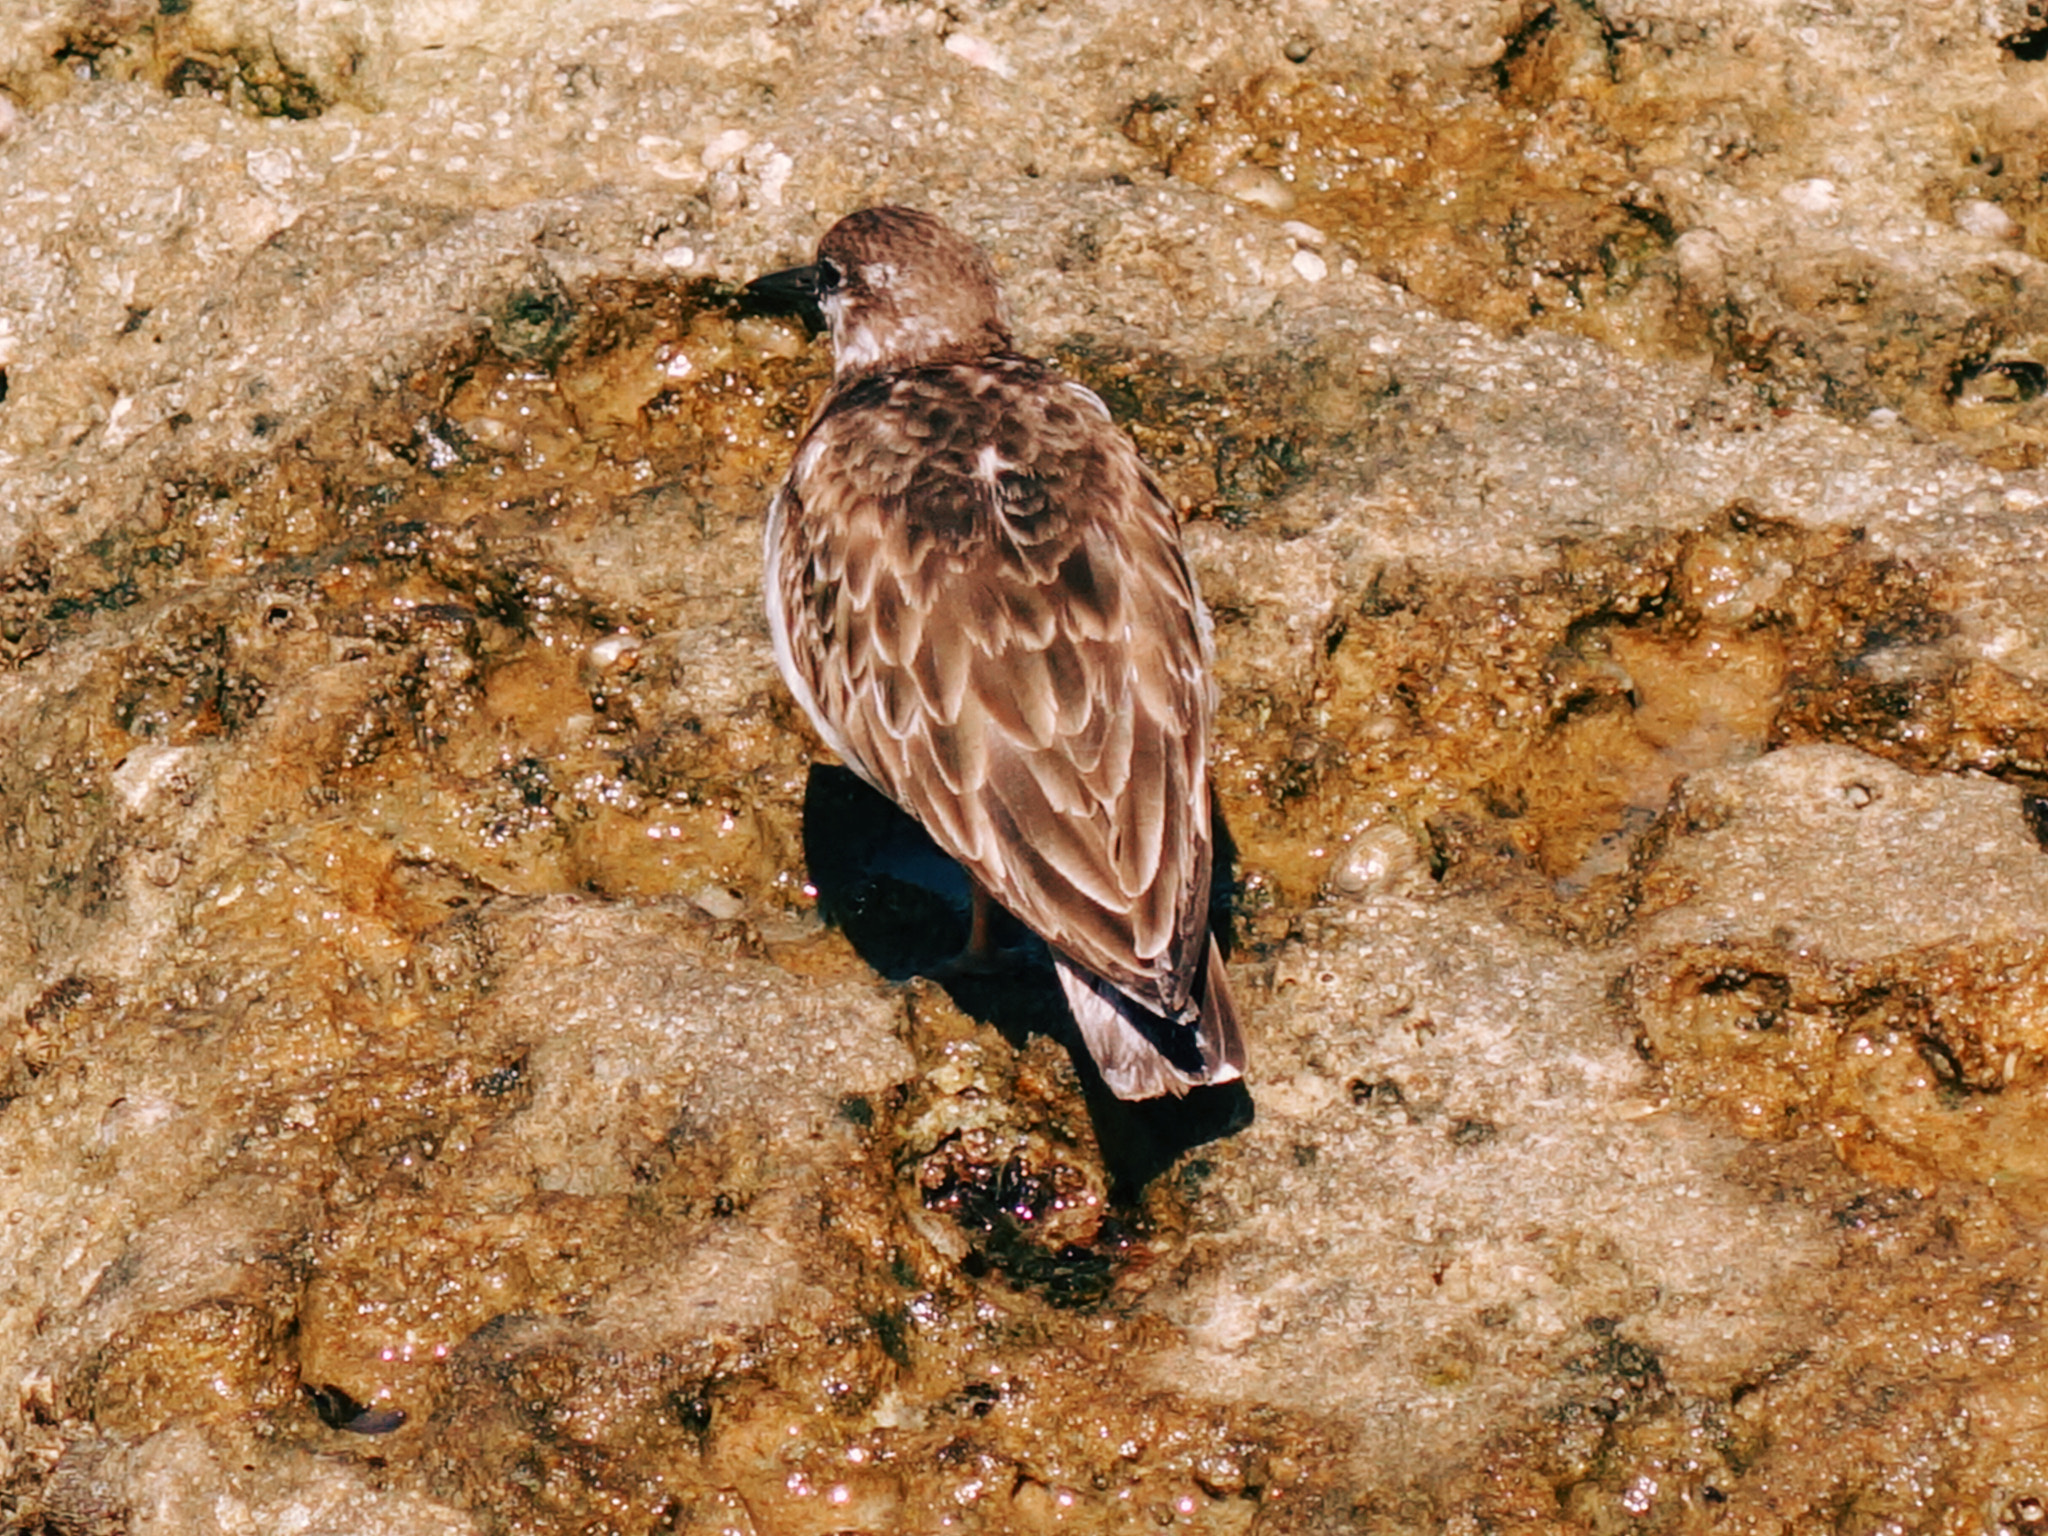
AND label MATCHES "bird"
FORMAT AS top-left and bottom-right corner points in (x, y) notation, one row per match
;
(746, 205), (1245, 1101)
